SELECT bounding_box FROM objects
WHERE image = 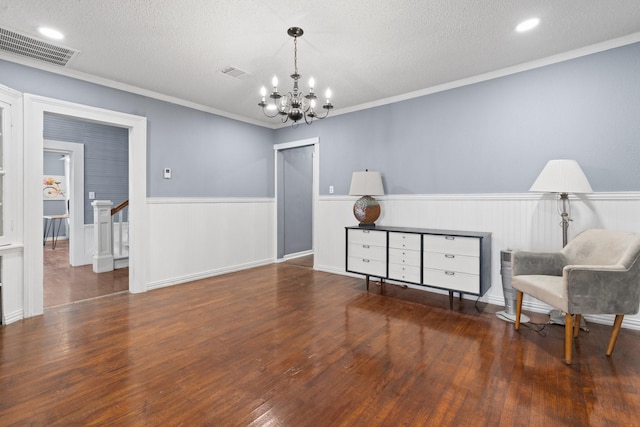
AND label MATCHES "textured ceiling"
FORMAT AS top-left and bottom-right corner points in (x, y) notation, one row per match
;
(1, 0), (640, 128)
